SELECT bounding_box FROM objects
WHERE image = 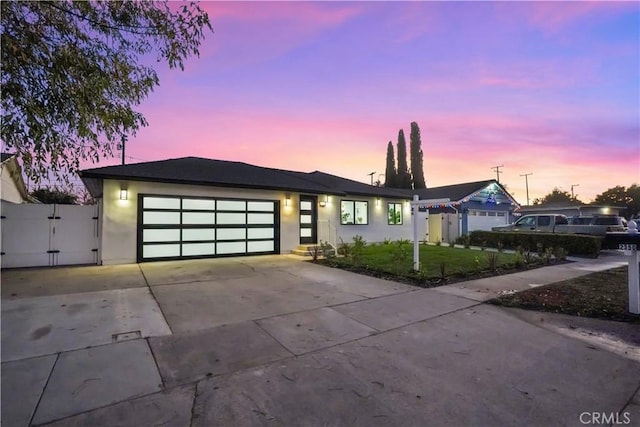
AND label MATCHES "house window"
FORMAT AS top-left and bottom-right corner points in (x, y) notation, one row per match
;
(388, 203), (403, 225)
(341, 200), (368, 225)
